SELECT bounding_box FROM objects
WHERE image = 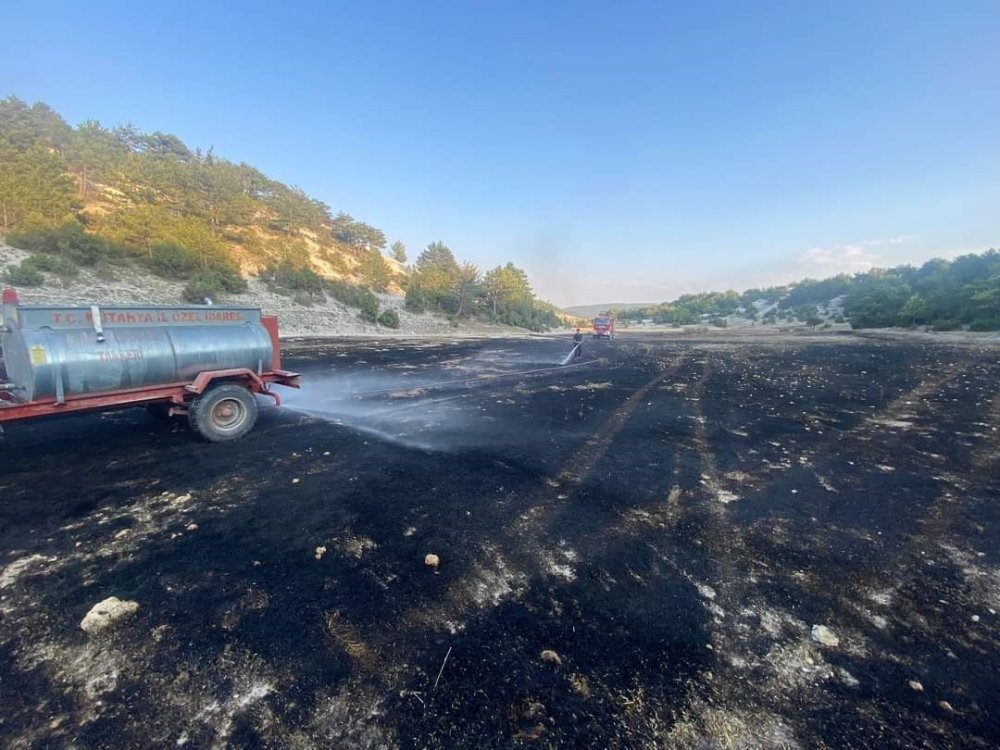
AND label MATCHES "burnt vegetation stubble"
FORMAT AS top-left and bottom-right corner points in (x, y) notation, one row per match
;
(0, 334), (997, 748)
